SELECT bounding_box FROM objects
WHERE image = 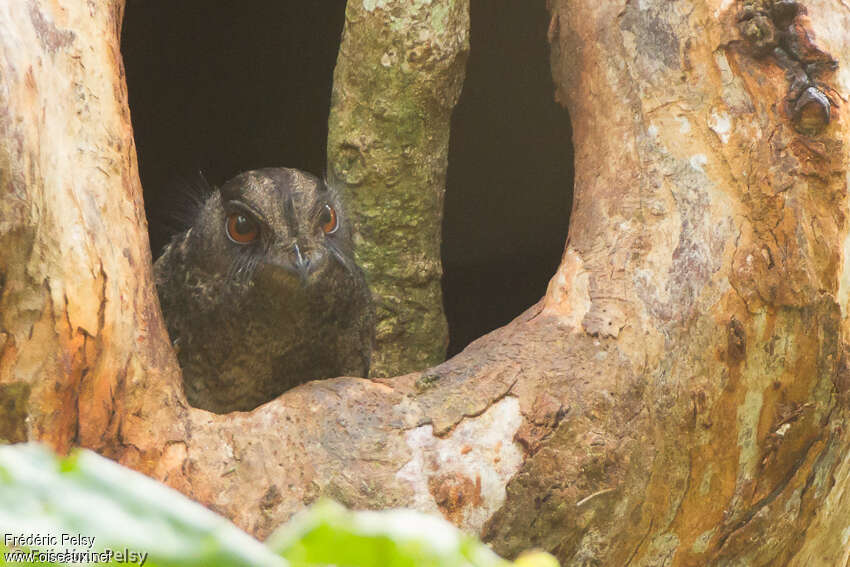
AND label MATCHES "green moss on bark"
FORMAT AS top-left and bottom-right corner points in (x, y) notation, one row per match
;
(327, 0), (469, 377)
